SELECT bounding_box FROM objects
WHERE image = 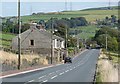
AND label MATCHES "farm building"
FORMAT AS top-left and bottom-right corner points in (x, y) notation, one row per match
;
(12, 23), (65, 58)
